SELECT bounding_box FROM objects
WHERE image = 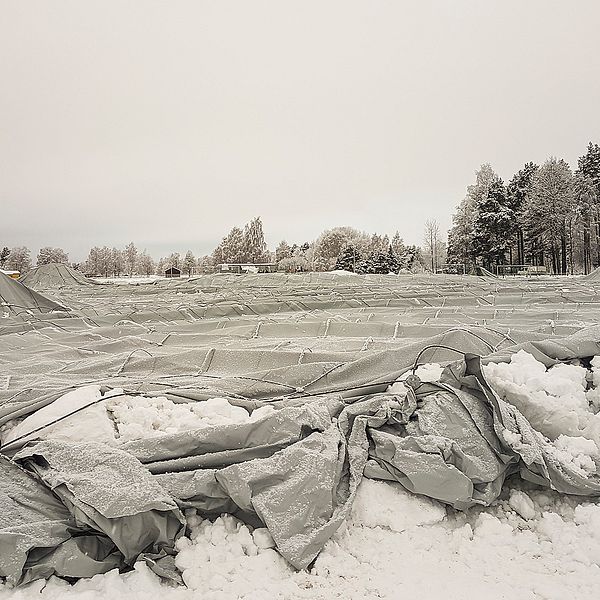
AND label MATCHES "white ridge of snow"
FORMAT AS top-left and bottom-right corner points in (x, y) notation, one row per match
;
(4, 480), (600, 600)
